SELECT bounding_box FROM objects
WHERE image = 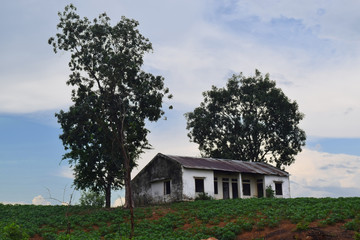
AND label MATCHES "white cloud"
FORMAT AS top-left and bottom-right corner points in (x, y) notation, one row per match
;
(0, 61), (72, 113)
(2, 0), (360, 139)
(288, 148), (360, 197)
(0, 201), (27, 205)
(58, 165), (74, 179)
(113, 197), (125, 207)
(32, 195), (51, 205)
